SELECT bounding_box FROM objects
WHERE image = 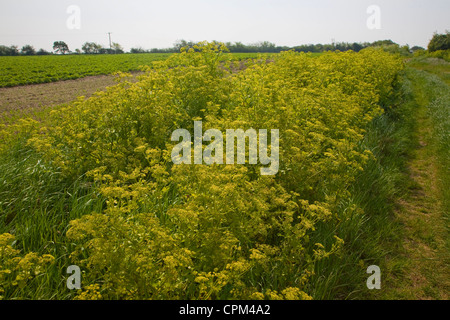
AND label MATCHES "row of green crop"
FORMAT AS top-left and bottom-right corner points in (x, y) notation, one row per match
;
(0, 52), (272, 88)
(0, 53), (171, 87)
